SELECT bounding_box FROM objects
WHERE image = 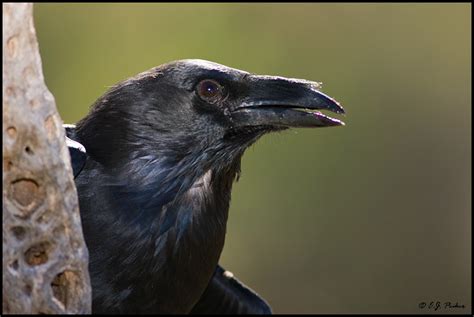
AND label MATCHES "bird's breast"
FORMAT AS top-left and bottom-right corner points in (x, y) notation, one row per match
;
(145, 169), (229, 312)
